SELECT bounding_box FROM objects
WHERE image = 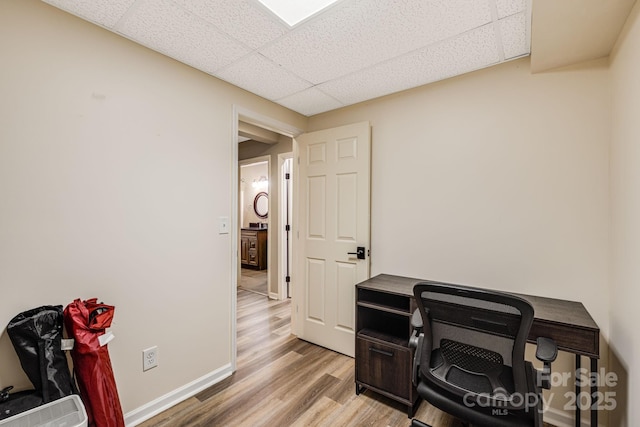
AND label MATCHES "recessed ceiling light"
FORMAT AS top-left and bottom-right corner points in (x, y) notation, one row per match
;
(257, 0), (340, 27)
